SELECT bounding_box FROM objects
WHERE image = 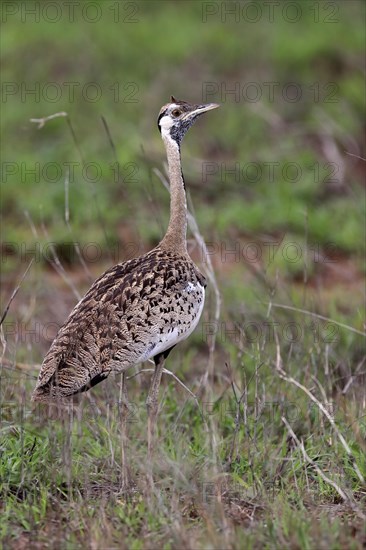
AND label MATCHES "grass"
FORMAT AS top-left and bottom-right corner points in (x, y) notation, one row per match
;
(1, 338), (365, 548)
(1, 1), (366, 548)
